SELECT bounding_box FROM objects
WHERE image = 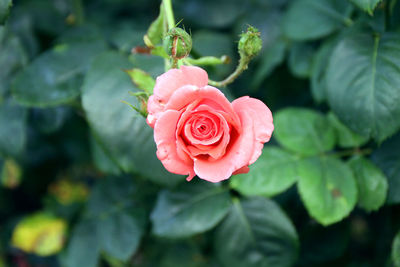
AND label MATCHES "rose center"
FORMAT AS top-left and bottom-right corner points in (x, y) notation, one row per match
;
(183, 111), (222, 145)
